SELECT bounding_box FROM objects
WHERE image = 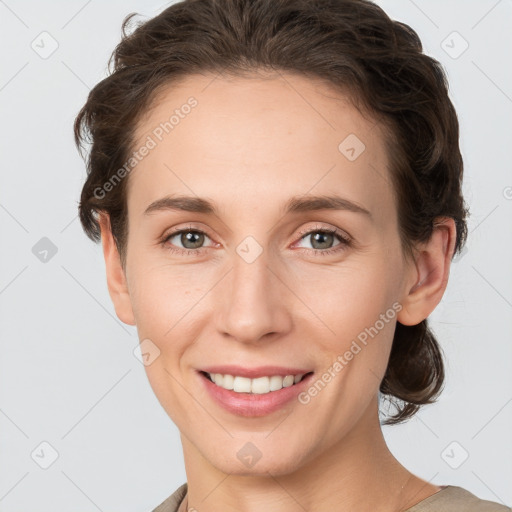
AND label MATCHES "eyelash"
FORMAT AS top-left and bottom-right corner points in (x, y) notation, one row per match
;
(295, 225), (352, 256)
(160, 224), (352, 257)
